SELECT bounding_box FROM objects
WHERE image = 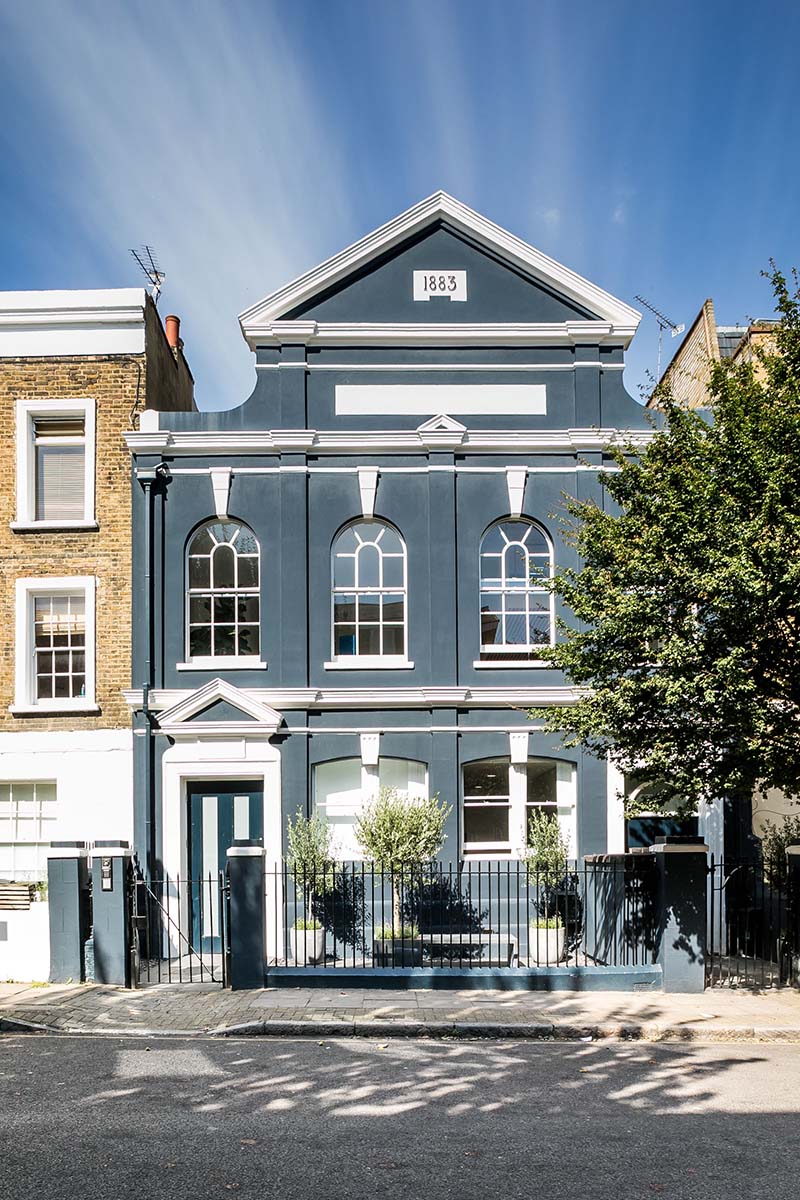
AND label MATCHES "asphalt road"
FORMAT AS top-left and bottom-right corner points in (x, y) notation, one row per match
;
(2, 1035), (799, 1200)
